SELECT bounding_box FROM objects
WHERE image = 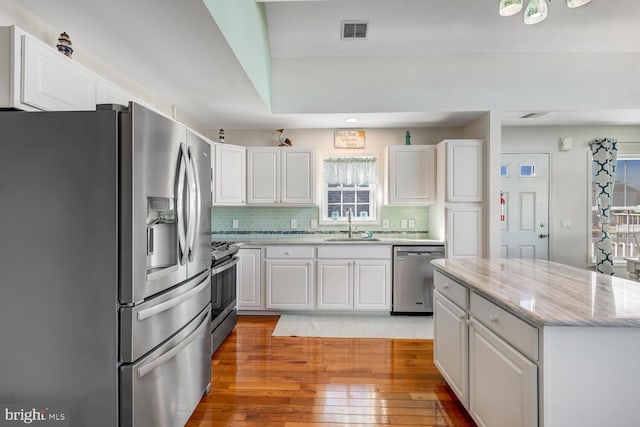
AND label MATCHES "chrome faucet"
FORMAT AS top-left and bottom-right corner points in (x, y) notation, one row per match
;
(348, 209), (353, 239)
